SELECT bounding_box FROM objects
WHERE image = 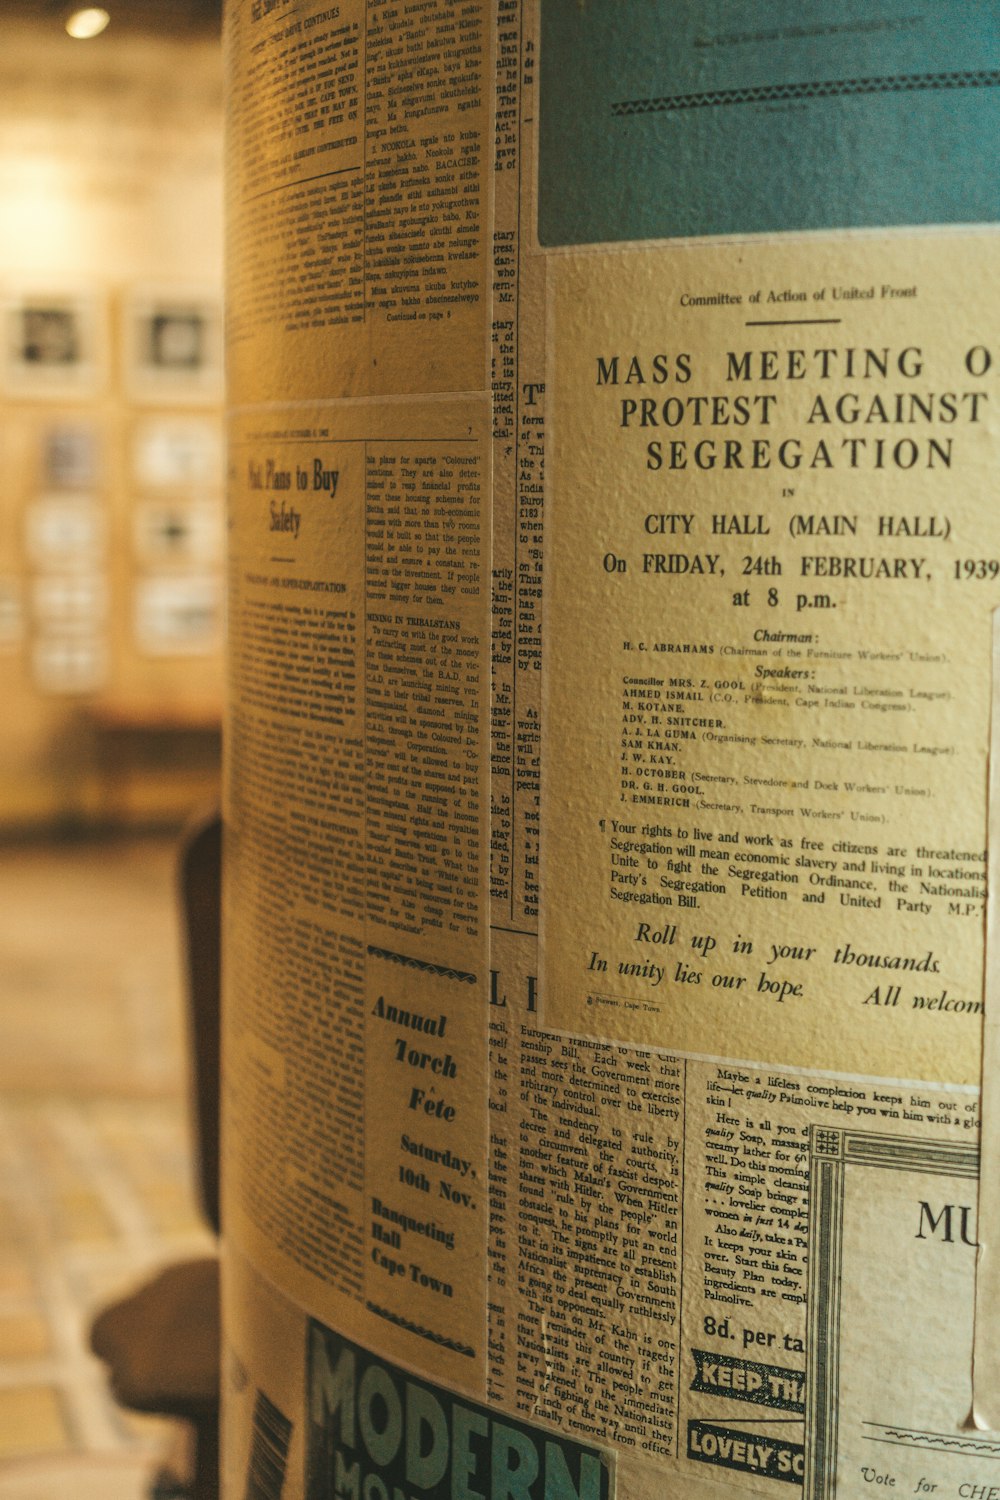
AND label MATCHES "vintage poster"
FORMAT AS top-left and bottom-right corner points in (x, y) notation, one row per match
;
(222, 1), (1000, 1497)
(540, 234), (996, 1086)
